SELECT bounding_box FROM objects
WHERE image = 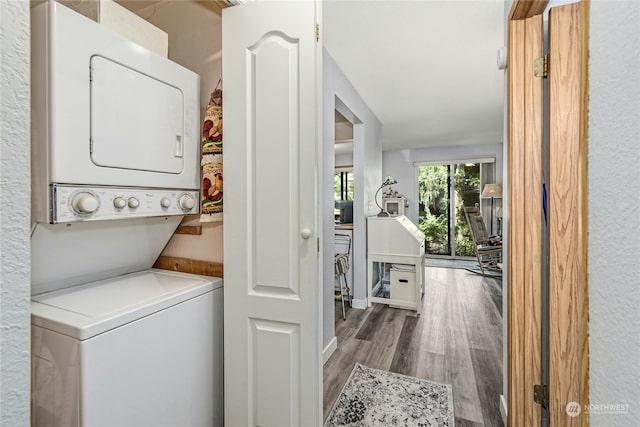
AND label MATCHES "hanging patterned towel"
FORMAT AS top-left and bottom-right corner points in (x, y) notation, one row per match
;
(201, 81), (223, 222)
